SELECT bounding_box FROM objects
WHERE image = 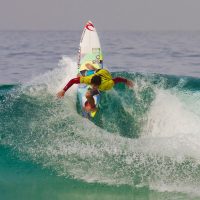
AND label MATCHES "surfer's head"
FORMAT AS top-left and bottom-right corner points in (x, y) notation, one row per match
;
(91, 75), (101, 89)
